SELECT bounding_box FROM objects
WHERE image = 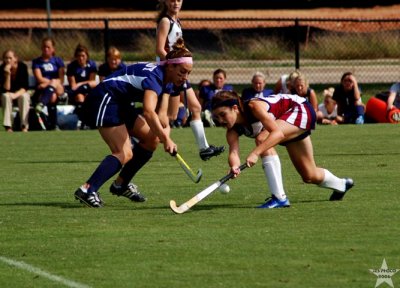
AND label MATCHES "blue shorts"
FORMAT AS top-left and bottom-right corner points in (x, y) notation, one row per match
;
(83, 86), (139, 129)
